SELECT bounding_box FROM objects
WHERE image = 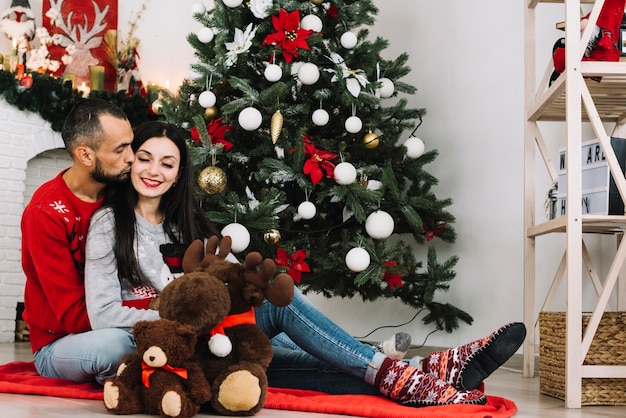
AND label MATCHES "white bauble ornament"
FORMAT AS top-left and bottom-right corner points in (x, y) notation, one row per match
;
(222, 0), (243, 7)
(345, 247), (370, 272)
(197, 27), (214, 43)
(301, 15), (323, 32)
(344, 115), (362, 133)
(366, 179), (382, 190)
(340, 32), (358, 49)
(221, 223), (250, 253)
(312, 108), (329, 126)
(191, 2), (206, 14)
(404, 137), (425, 159)
(198, 90), (216, 108)
(298, 201), (317, 220)
(298, 62), (320, 85)
(334, 162), (357, 185)
(365, 210), (394, 239)
(378, 77), (395, 98)
(238, 107), (263, 131)
(264, 64), (282, 82)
